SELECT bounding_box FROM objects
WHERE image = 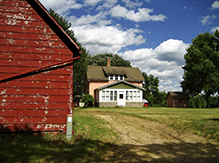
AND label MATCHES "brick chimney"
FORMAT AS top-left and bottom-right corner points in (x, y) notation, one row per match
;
(107, 58), (111, 67)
